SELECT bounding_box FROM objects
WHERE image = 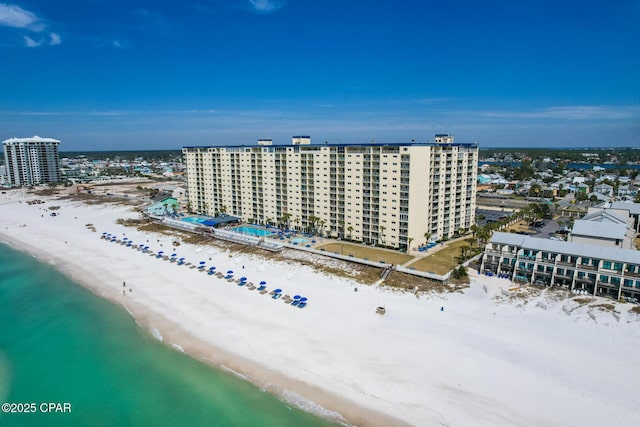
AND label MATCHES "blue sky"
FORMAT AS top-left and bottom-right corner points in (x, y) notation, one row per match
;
(0, 0), (639, 150)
